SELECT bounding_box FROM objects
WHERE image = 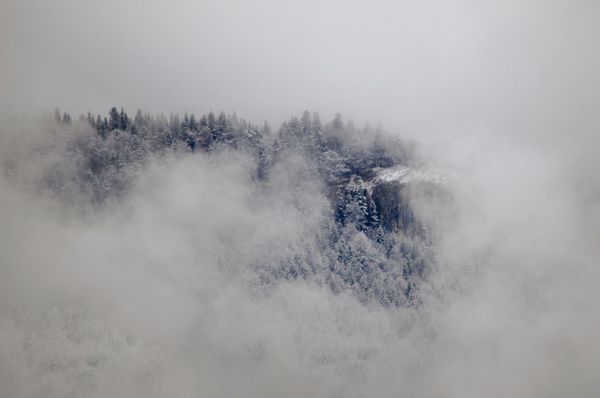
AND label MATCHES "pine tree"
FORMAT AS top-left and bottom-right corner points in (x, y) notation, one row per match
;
(188, 114), (198, 132)
(300, 110), (312, 135)
(86, 112), (95, 128)
(62, 112), (72, 125)
(215, 112), (234, 145)
(119, 108), (129, 130)
(108, 107), (120, 131)
(332, 113), (343, 130)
